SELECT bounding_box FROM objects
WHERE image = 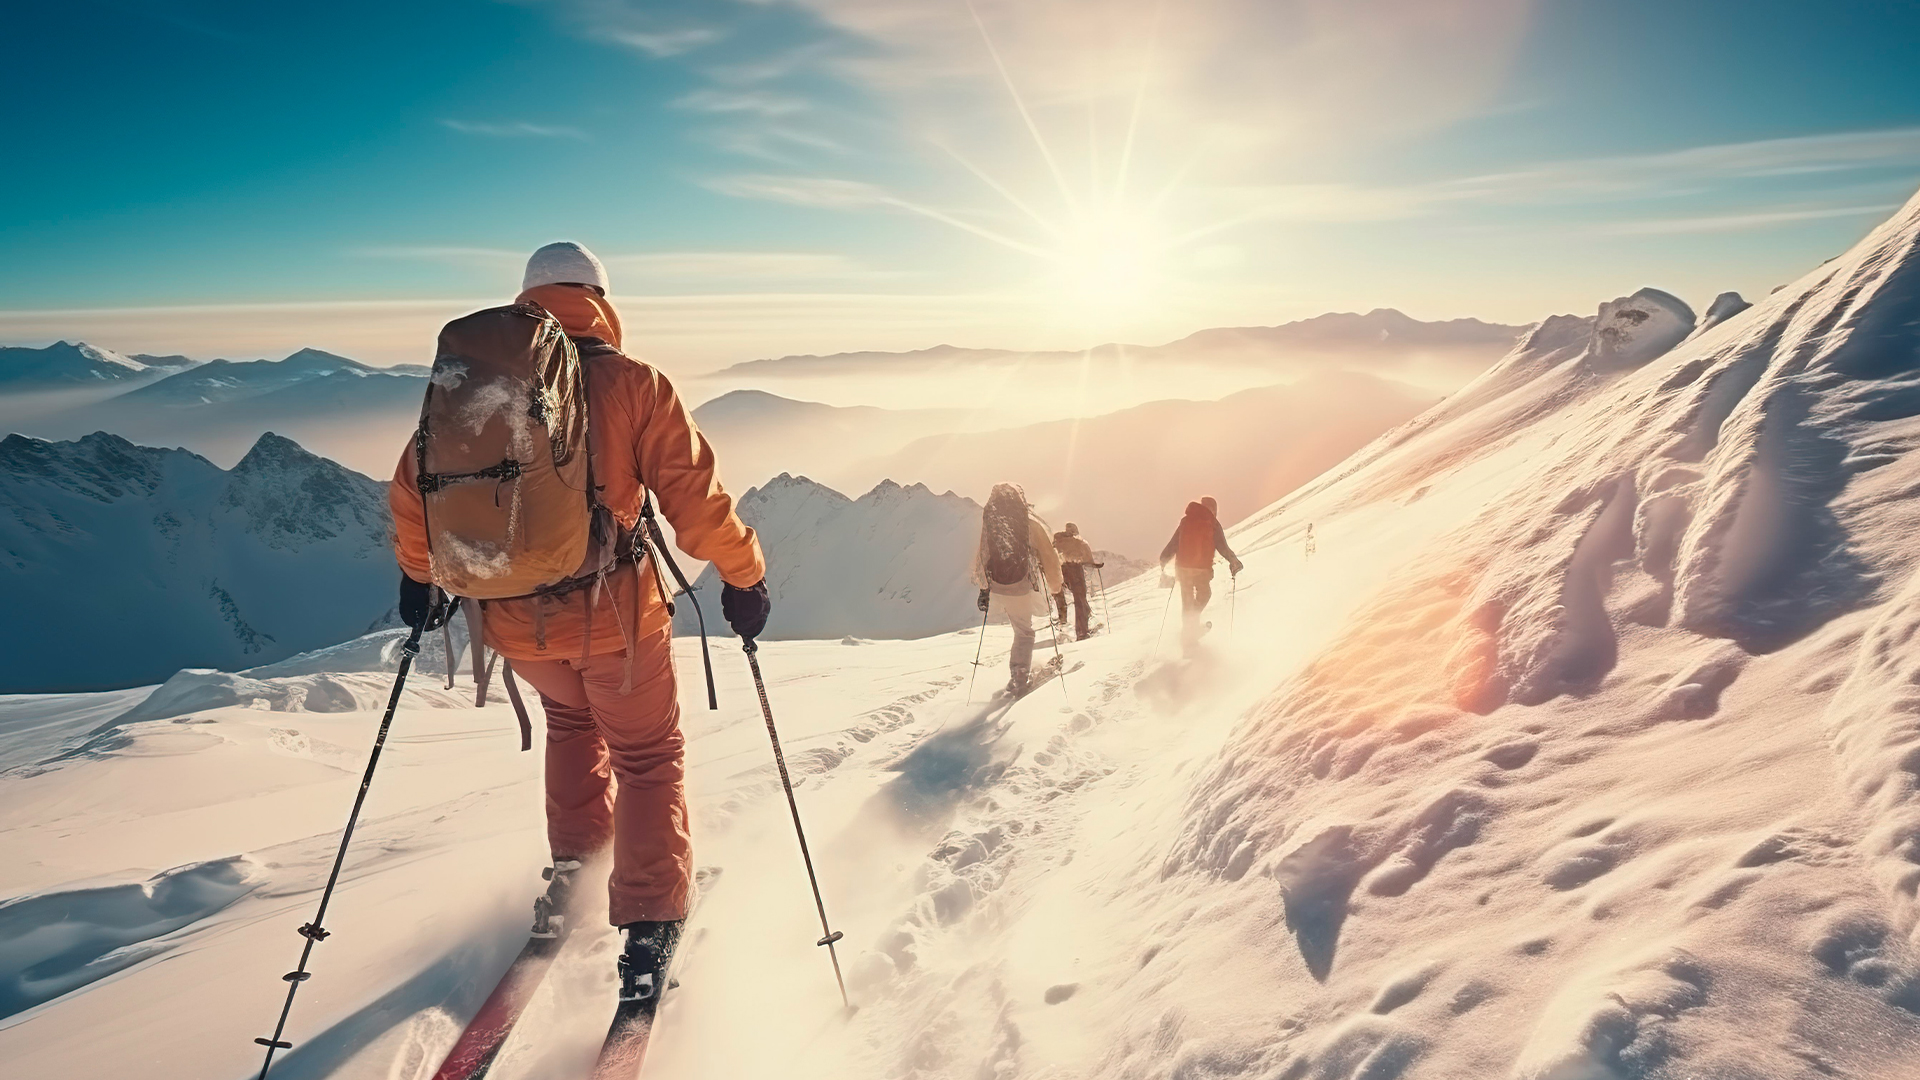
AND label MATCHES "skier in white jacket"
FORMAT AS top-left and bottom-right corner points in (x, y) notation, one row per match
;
(973, 483), (1065, 692)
